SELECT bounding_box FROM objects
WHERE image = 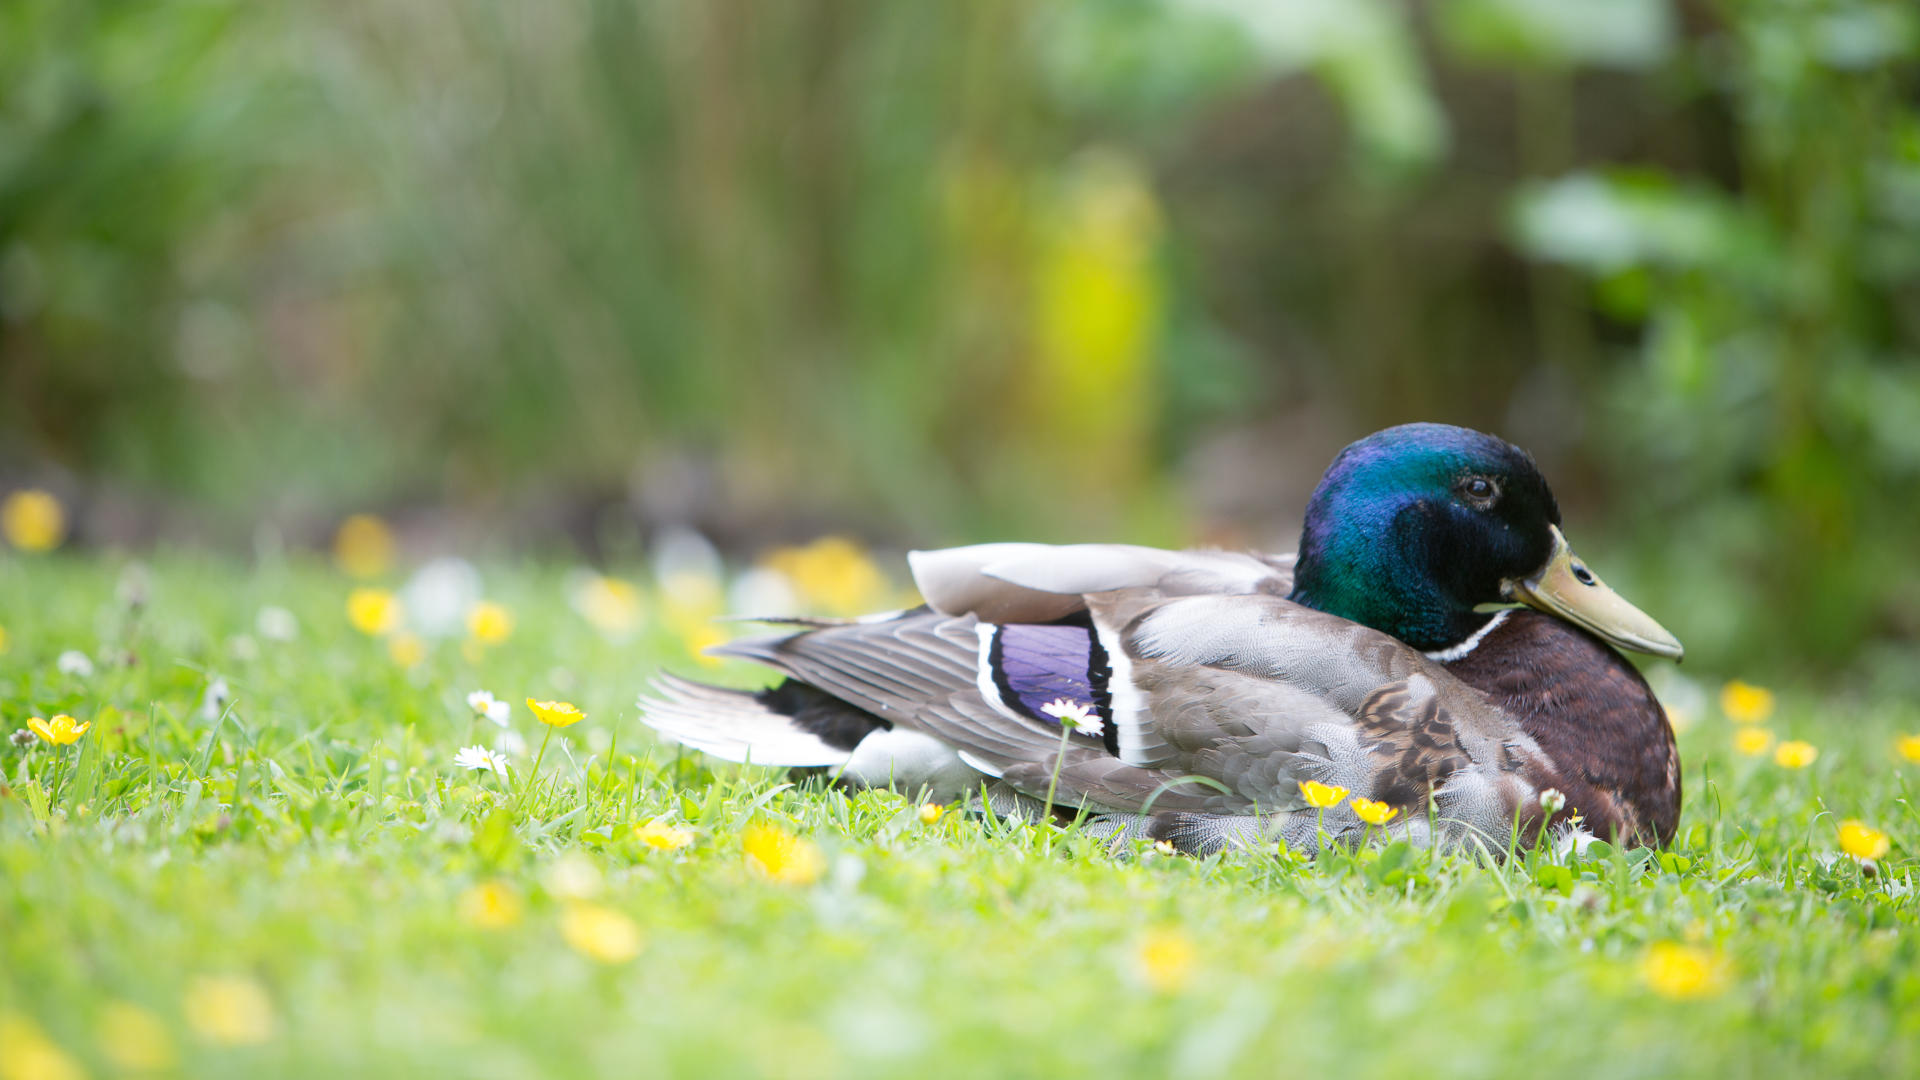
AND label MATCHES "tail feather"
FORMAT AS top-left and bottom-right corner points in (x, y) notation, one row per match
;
(639, 675), (854, 767)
